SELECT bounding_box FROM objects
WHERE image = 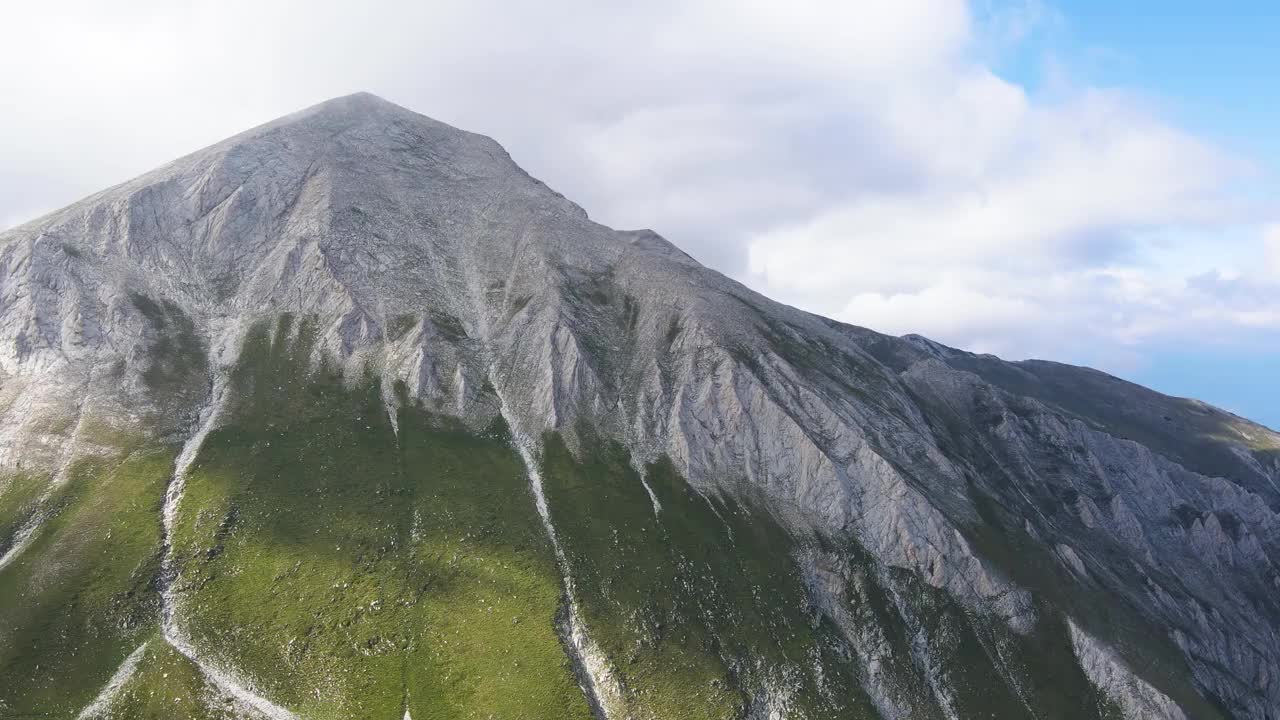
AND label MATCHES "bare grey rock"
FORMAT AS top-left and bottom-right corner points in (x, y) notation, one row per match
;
(2, 92), (1277, 718)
